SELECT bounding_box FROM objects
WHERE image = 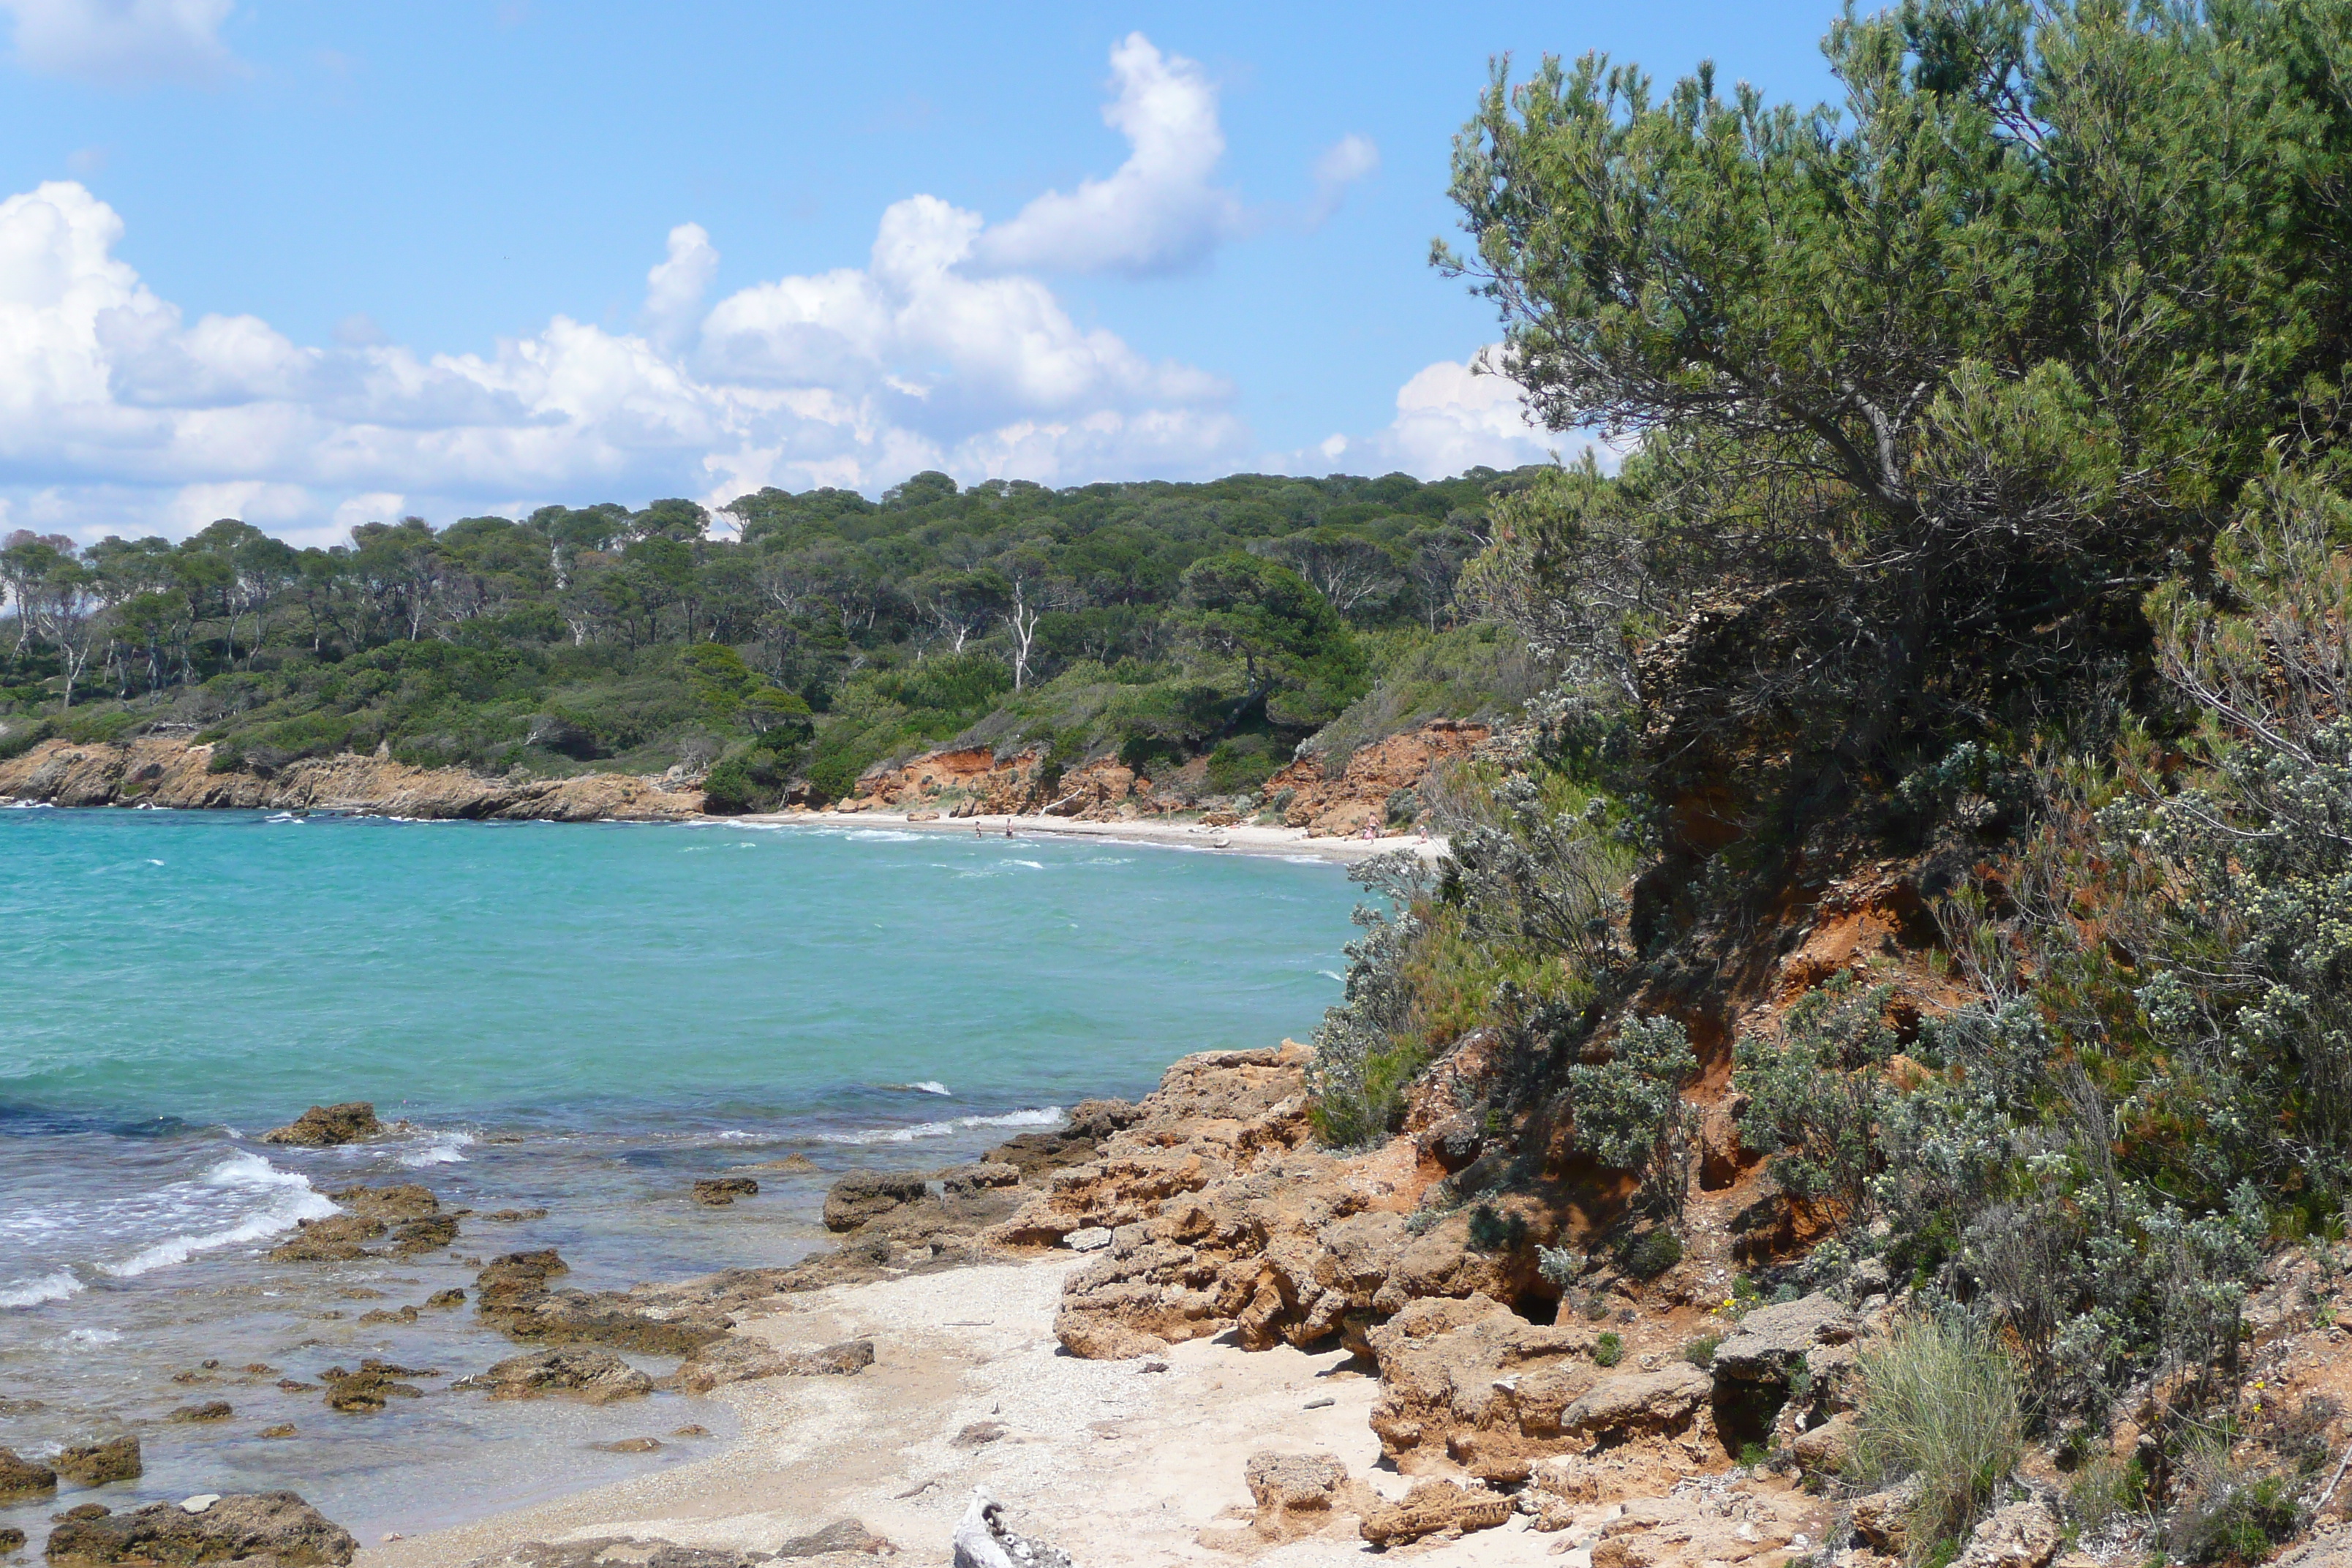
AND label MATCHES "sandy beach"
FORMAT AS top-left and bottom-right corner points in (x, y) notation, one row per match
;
(737, 808), (1449, 865)
(363, 1256), (1563, 1568)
